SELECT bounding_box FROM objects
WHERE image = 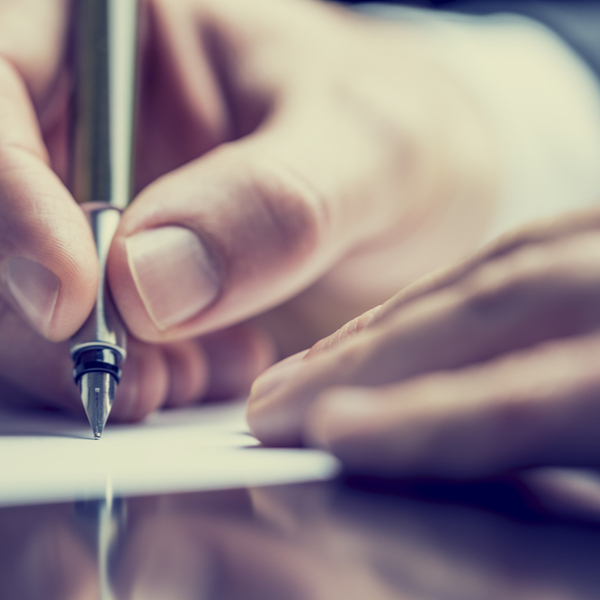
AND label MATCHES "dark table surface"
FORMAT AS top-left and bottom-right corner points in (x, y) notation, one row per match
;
(2, 472), (600, 600)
